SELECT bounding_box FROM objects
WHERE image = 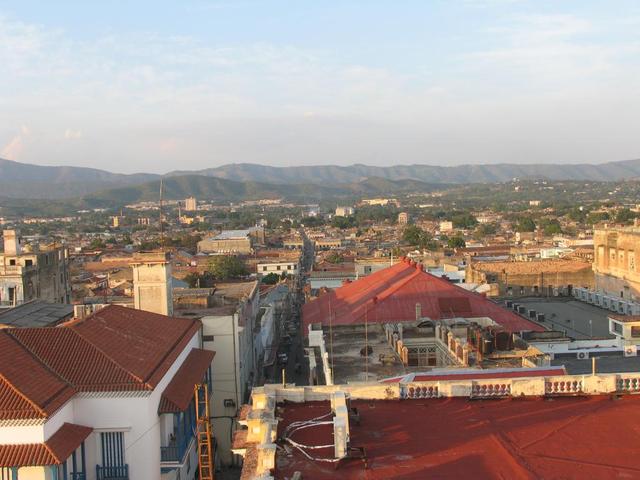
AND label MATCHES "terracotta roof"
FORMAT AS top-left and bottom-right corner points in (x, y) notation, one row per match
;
(158, 348), (215, 413)
(1, 305), (202, 420)
(0, 422), (92, 467)
(303, 260), (543, 333)
(9, 327), (145, 392)
(71, 306), (201, 388)
(0, 331), (75, 420)
(609, 314), (640, 323)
